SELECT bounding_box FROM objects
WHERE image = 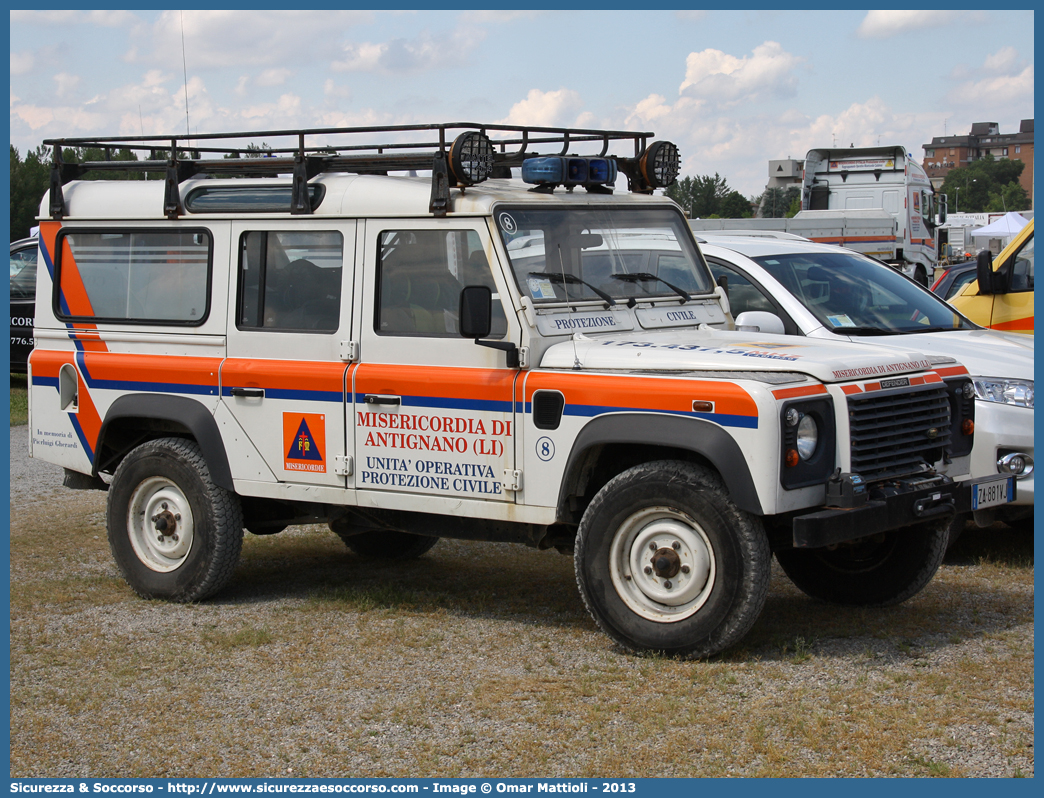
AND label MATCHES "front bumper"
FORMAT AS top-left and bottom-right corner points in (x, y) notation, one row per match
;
(972, 400), (1033, 506)
(792, 474), (1015, 548)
